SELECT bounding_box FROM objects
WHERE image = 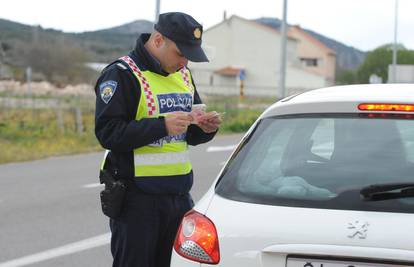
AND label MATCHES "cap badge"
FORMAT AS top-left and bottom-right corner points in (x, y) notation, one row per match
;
(193, 28), (201, 39)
